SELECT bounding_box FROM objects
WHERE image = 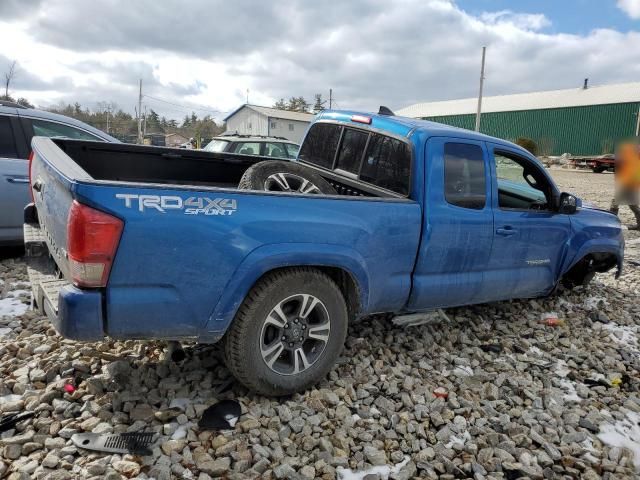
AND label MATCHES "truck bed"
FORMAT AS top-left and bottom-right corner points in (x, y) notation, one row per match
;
(52, 138), (266, 189)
